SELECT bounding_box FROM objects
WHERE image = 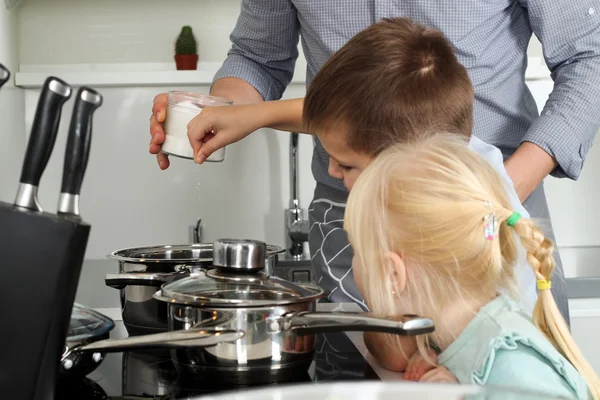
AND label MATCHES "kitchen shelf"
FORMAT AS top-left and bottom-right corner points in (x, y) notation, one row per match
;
(15, 62), (308, 89)
(14, 58), (550, 89)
